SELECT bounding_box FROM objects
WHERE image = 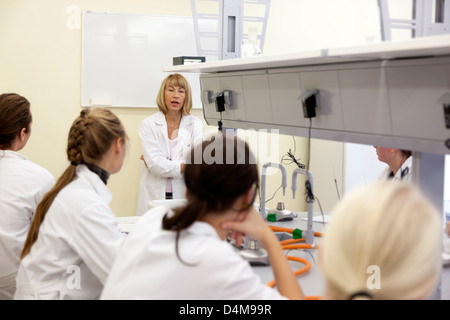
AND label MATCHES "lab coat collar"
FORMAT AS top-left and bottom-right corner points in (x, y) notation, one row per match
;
(153, 111), (195, 127)
(380, 155), (413, 181)
(393, 155), (412, 180)
(402, 155), (412, 169)
(154, 111), (194, 157)
(153, 111), (166, 126)
(0, 150), (28, 161)
(75, 164), (112, 204)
